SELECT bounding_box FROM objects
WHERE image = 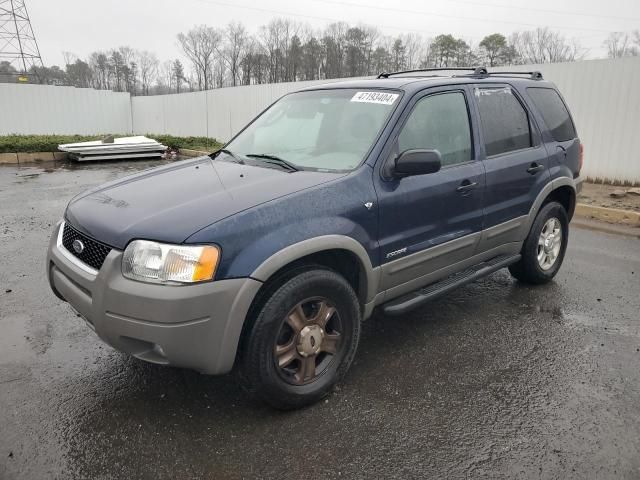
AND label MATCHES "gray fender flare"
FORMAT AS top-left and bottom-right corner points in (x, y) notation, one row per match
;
(251, 235), (380, 304)
(524, 176), (578, 235)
